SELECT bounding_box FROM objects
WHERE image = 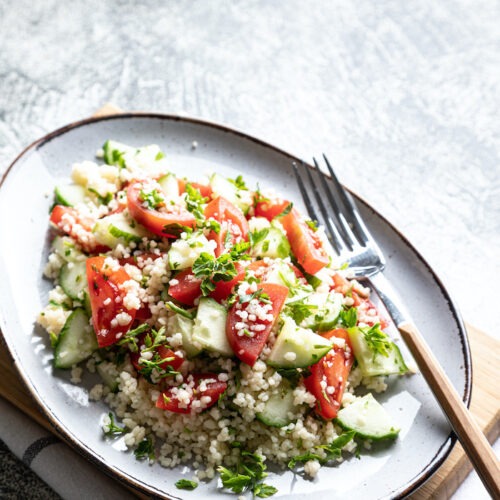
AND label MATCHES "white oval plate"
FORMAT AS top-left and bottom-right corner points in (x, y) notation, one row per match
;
(0, 114), (471, 499)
